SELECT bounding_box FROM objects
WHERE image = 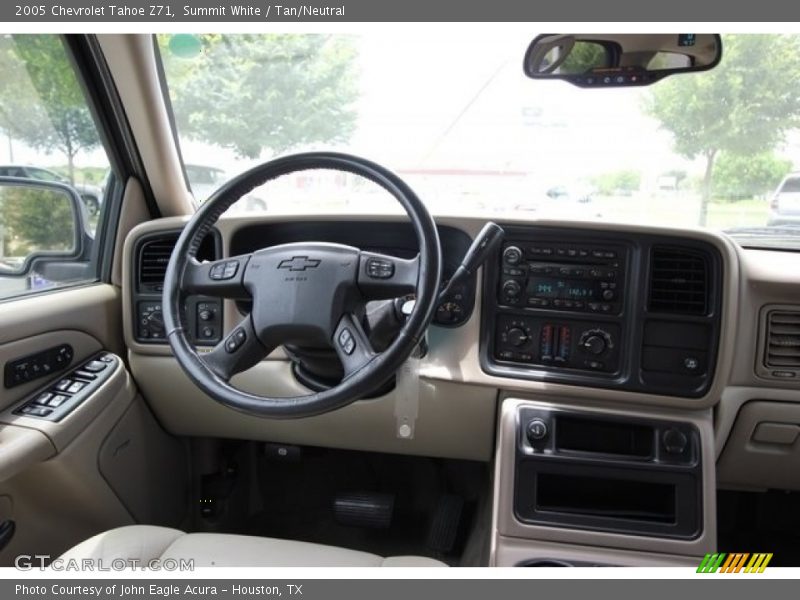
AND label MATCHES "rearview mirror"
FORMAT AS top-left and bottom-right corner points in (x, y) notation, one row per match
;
(0, 178), (86, 276)
(524, 34), (722, 87)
